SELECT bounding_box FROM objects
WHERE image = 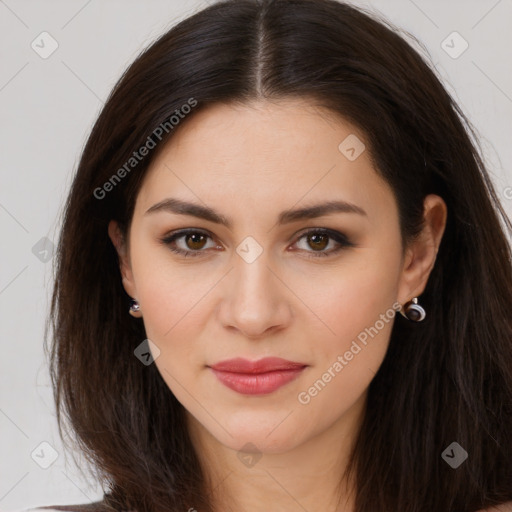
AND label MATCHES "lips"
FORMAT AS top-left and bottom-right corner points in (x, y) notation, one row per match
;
(208, 357), (307, 395)
(209, 357), (306, 374)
